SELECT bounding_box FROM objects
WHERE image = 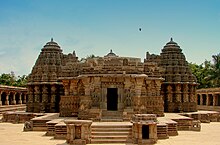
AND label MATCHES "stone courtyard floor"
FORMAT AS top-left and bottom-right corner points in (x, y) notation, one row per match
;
(0, 121), (220, 145)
